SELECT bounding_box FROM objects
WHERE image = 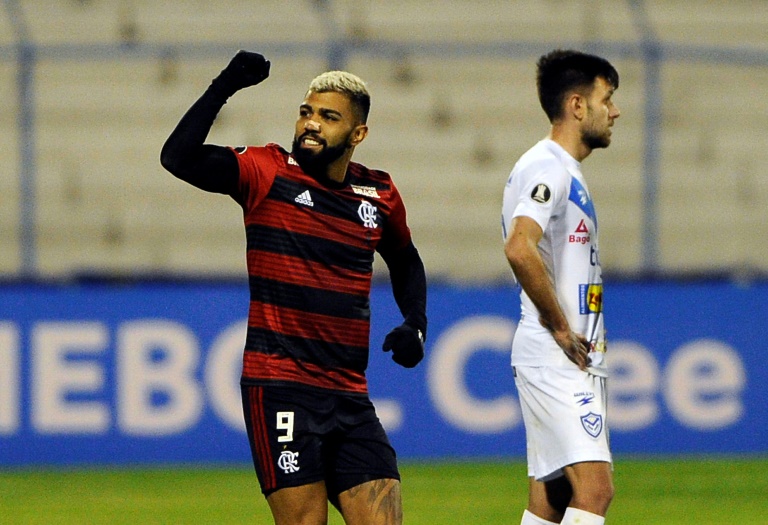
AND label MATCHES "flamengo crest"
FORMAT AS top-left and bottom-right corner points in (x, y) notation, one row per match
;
(277, 450), (300, 474)
(358, 201), (378, 228)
